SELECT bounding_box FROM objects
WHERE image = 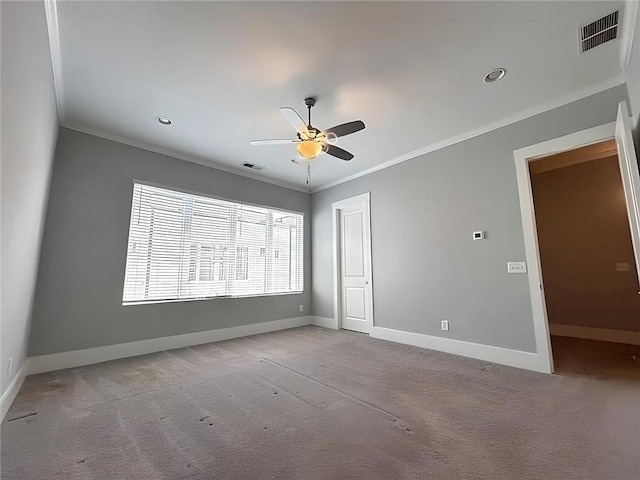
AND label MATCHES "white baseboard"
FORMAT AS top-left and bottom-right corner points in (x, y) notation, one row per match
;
(370, 326), (551, 374)
(28, 316), (313, 375)
(311, 316), (338, 329)
(550, 324), (640, 345)
(24, 316), (560, 378)
(1, 363), (27, 422)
